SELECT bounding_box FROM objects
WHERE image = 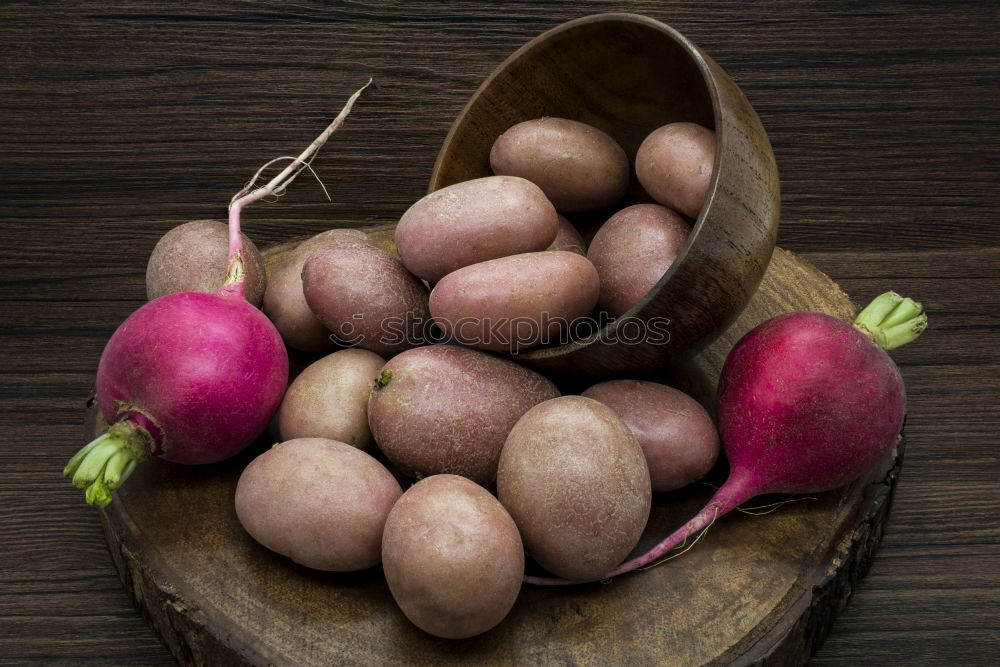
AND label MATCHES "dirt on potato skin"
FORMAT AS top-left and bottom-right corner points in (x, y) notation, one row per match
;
(367, 345), (560, 487)
(395, 175), (559, 283)
(586, 203), (690, 317)
(146, 219), (268, 307)
(302, 242), (432, 357)
(381, 474), (524, 640)
(263, 229), (372, 354)
(497, 395), (652, 582)
(235, 437), (403, 572)
(278, 348), (386, 448)
(490, 117), (630, 214)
